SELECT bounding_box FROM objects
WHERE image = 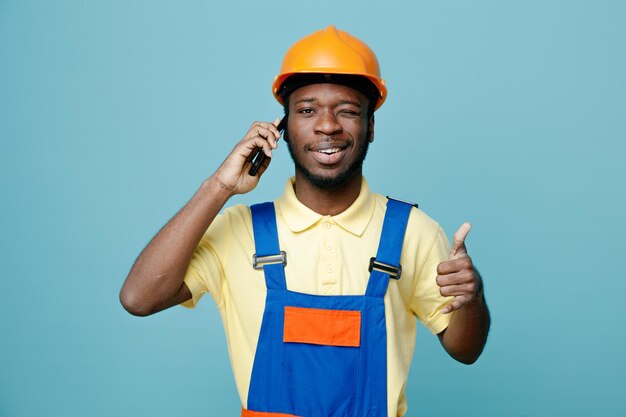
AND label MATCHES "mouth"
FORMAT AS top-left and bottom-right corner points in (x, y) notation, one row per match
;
(308, 141), (350, 165)
(317, 147), (343, 155)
